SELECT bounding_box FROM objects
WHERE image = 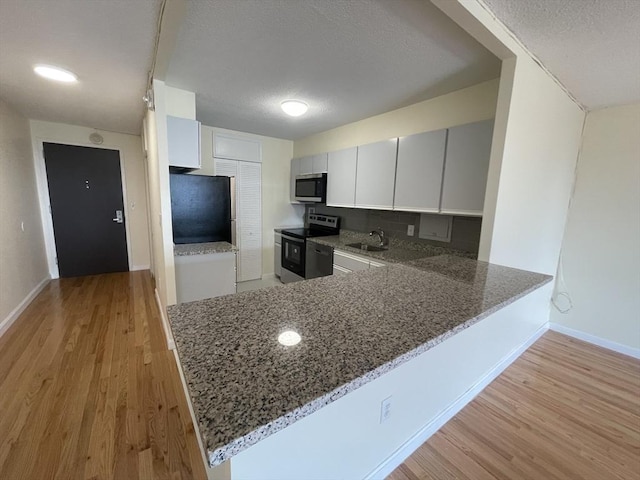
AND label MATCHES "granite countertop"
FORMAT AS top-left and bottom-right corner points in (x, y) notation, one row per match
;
(168, 255), (552, 467)
(310, 230), (476, 264)
(174, 242), (238, 256)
